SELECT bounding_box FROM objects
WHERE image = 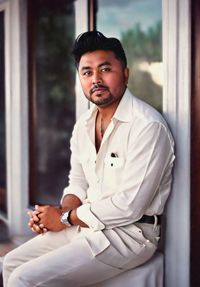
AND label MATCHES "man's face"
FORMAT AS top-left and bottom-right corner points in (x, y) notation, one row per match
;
(78, 50), (129, 108)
